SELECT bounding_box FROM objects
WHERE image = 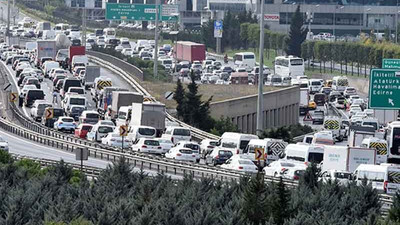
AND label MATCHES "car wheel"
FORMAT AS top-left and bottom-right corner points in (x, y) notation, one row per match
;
(213, 160), (217, 166)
